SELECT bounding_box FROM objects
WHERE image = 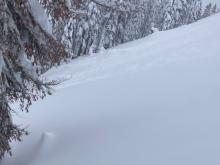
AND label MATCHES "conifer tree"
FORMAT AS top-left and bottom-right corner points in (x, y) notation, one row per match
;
(212, 4), (217, 14)
(203, 3), (212, 18)
(203, 3), (217, 18)
(39, 0), (209, 58)
(0, 0), (66, 159)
